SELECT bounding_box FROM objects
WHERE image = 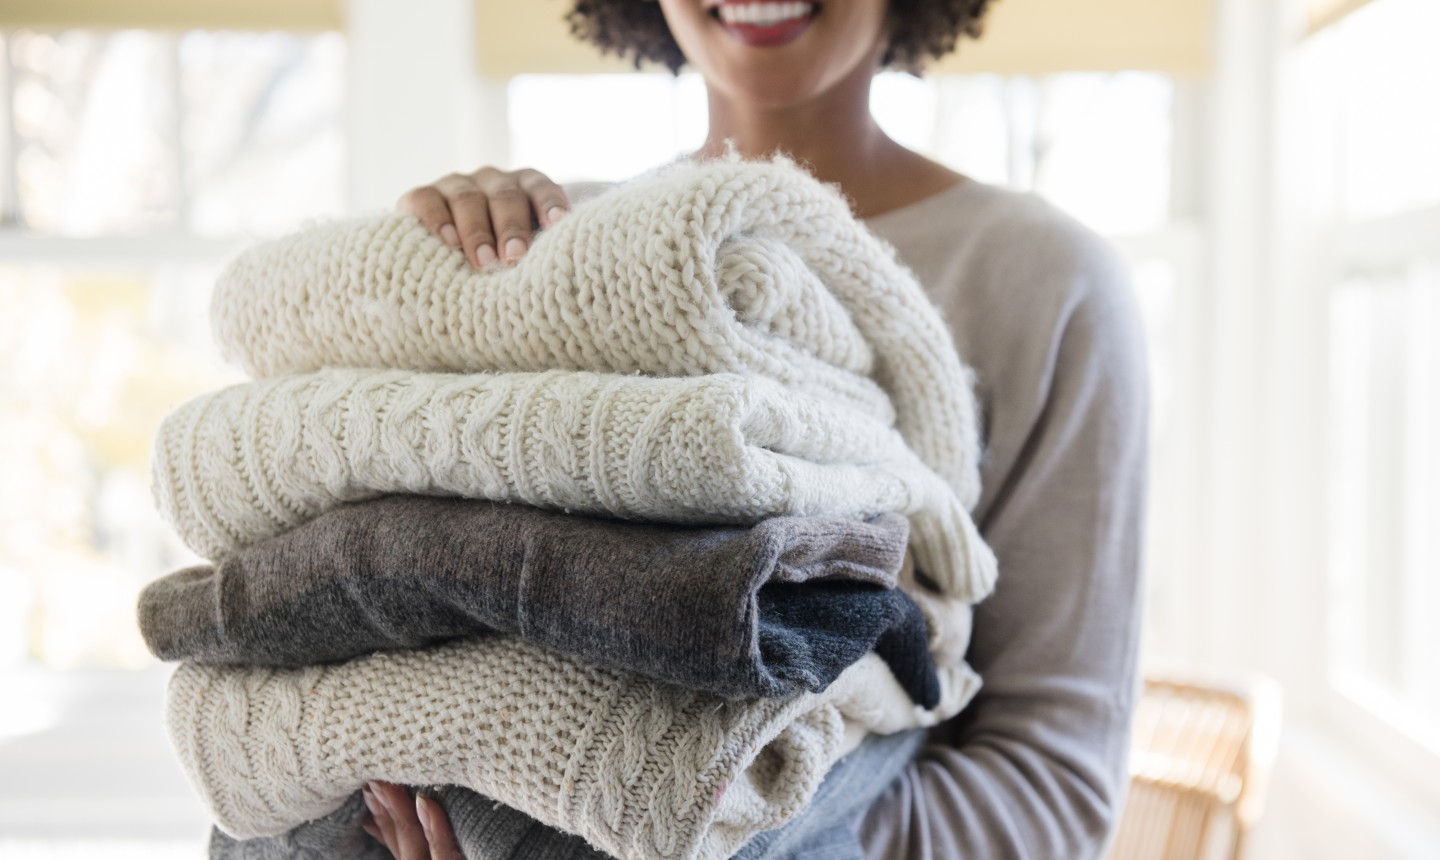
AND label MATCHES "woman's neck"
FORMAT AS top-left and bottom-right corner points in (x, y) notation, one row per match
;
(693, 65), (964, 219)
